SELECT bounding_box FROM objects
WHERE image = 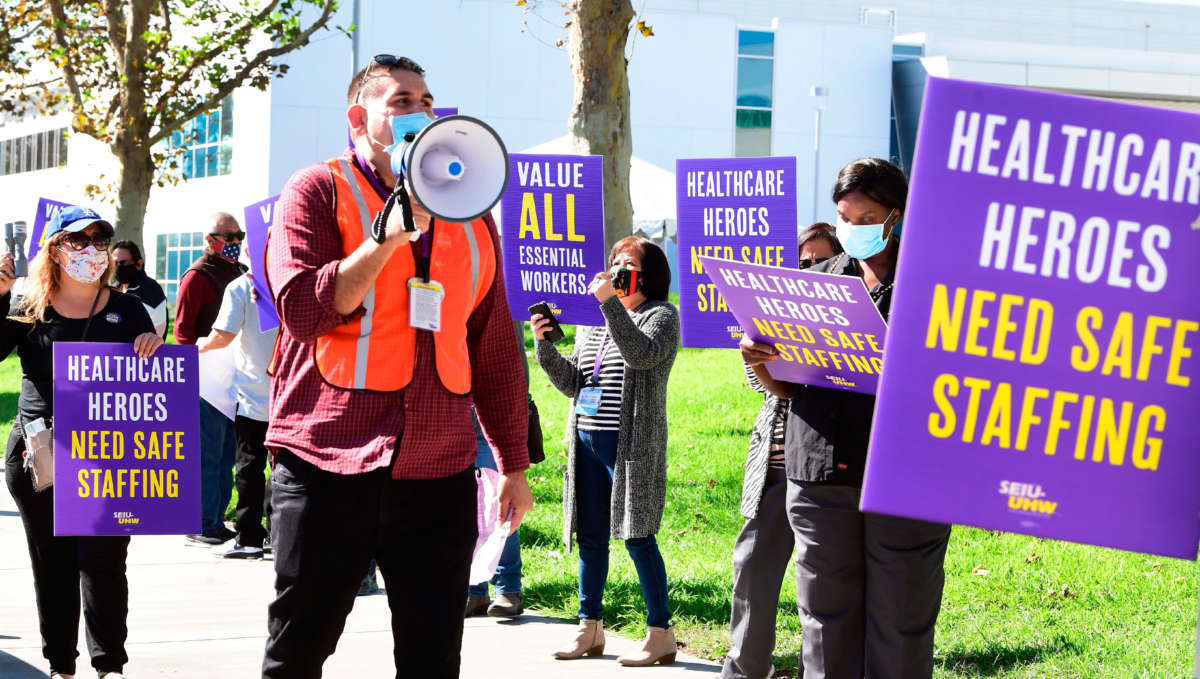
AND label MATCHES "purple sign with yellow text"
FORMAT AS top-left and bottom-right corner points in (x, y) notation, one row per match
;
(677, 157), (799, 348)
(30, 197), (73, 261)
(862, 78), (1200, 559)
(500, 153), (607, 326)
(701, 256), (887, 394)
(53, 343), (201, 535)
(243, 195), (281, 332)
